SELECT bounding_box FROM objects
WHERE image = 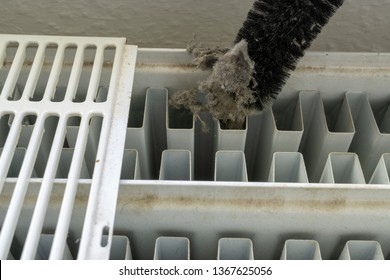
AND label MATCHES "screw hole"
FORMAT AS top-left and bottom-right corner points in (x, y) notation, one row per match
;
(100, 226), (110, 247)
